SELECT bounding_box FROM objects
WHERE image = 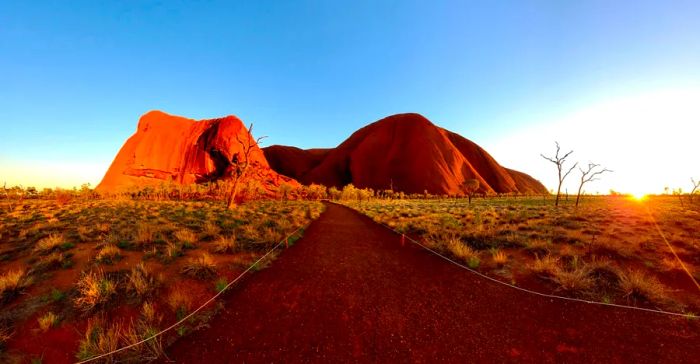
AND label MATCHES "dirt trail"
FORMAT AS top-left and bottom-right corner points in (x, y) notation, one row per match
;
(165, 202), (698, 363)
